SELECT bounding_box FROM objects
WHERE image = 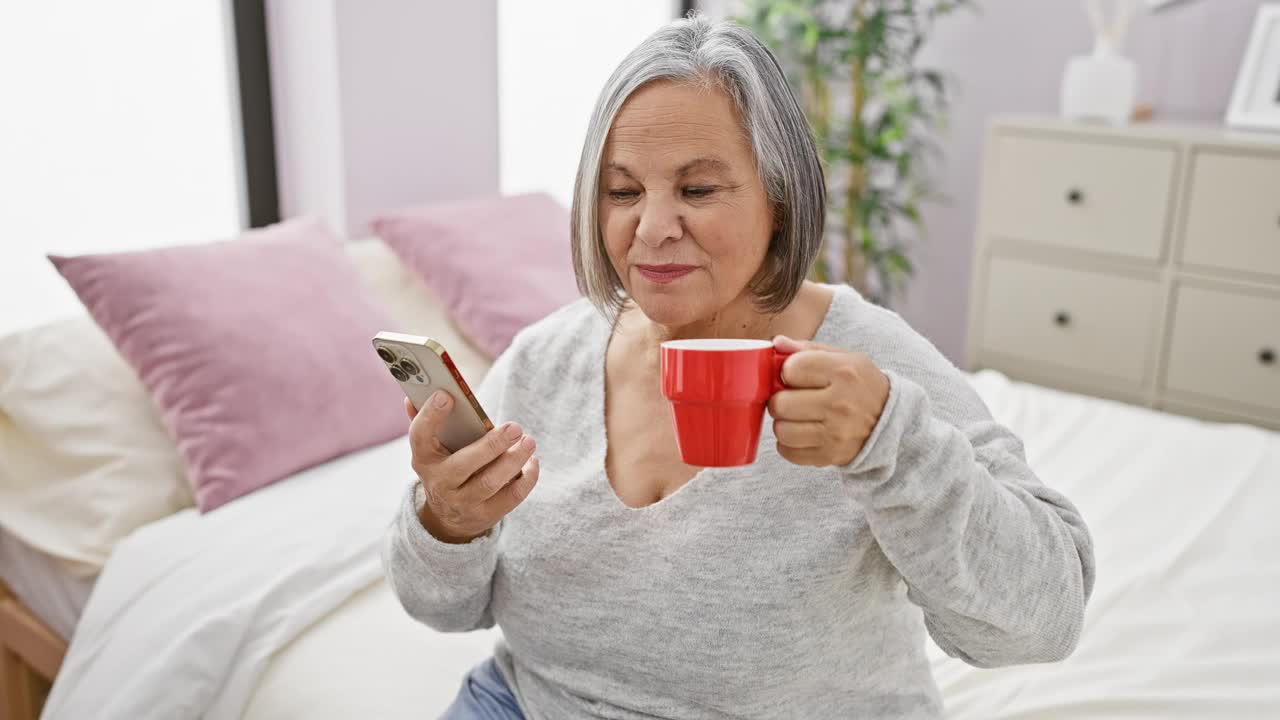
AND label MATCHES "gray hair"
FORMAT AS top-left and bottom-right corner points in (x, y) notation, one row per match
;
(570, 13), (826, 316)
